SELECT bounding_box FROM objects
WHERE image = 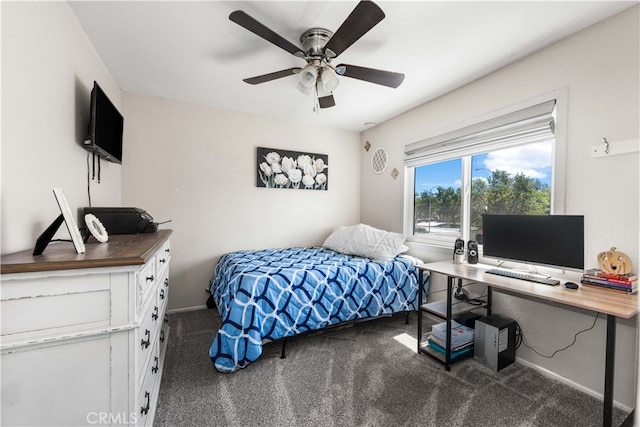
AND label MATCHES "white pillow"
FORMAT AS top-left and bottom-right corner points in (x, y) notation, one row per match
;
(322, 224), (407, 261)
